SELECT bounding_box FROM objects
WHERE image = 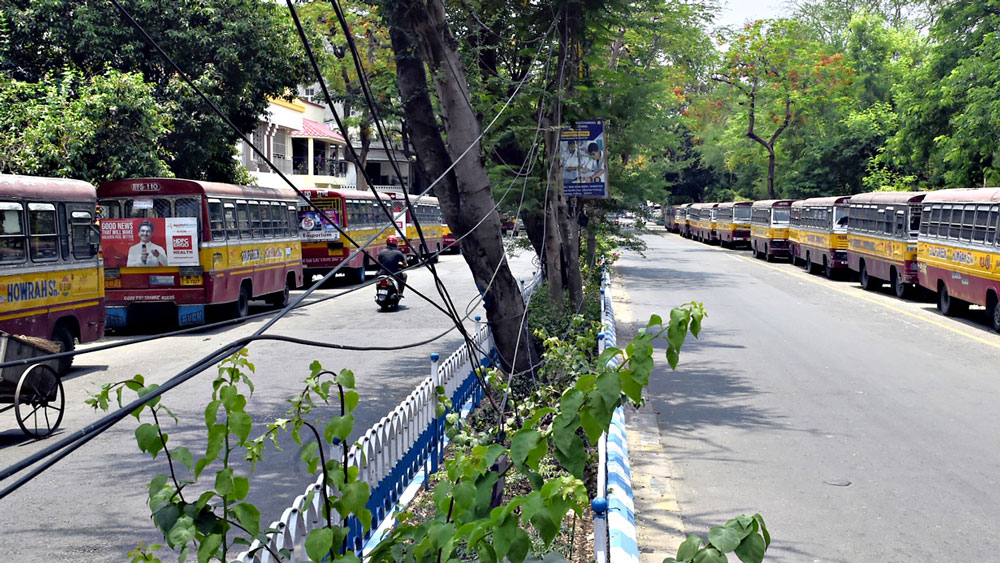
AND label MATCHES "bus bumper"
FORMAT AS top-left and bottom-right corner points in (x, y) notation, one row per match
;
(105, 304), (205, 328)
